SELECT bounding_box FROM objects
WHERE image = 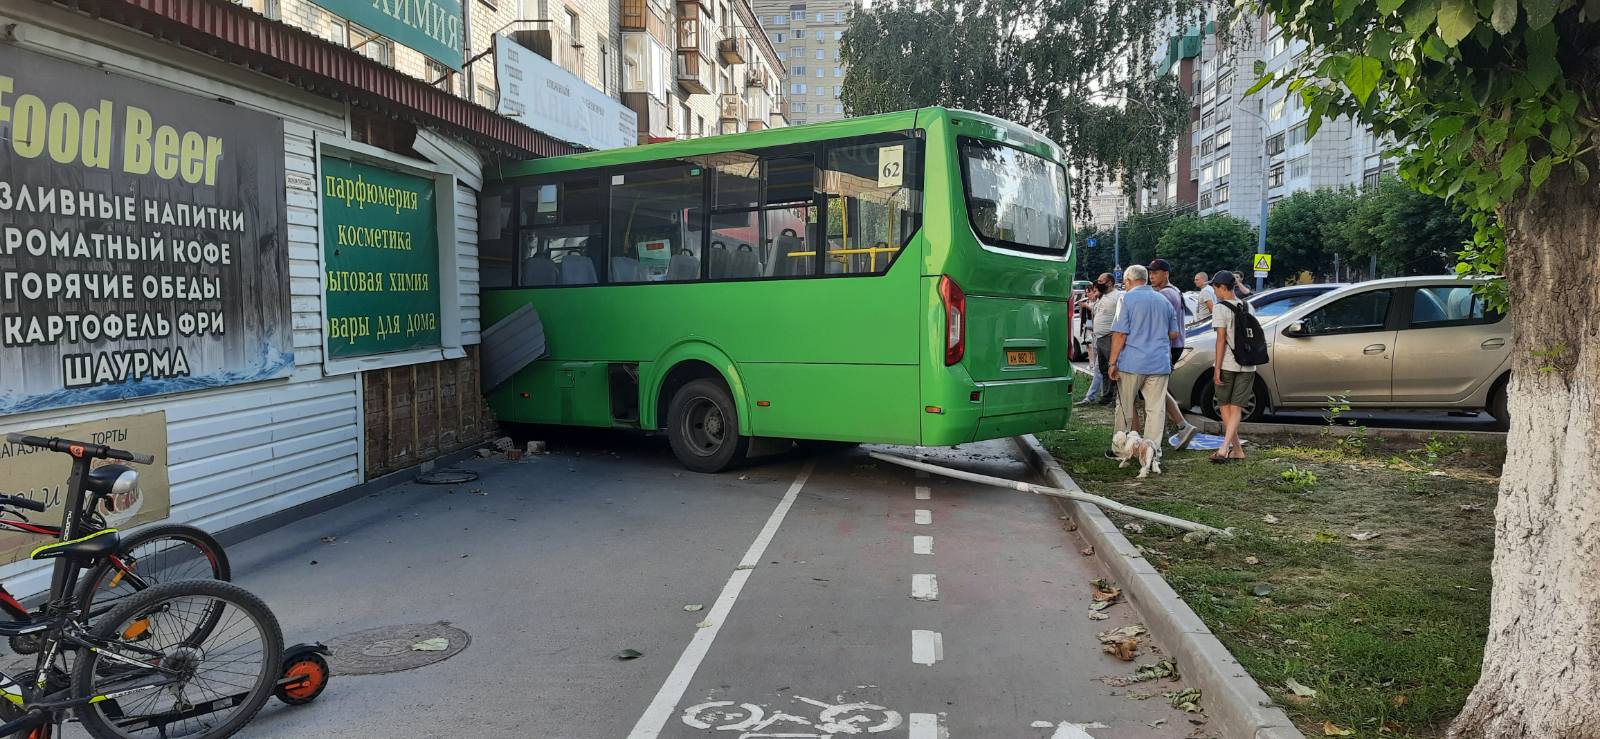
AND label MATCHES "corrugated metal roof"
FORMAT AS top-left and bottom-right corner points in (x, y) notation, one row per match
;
(54, 0), (574, 160)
